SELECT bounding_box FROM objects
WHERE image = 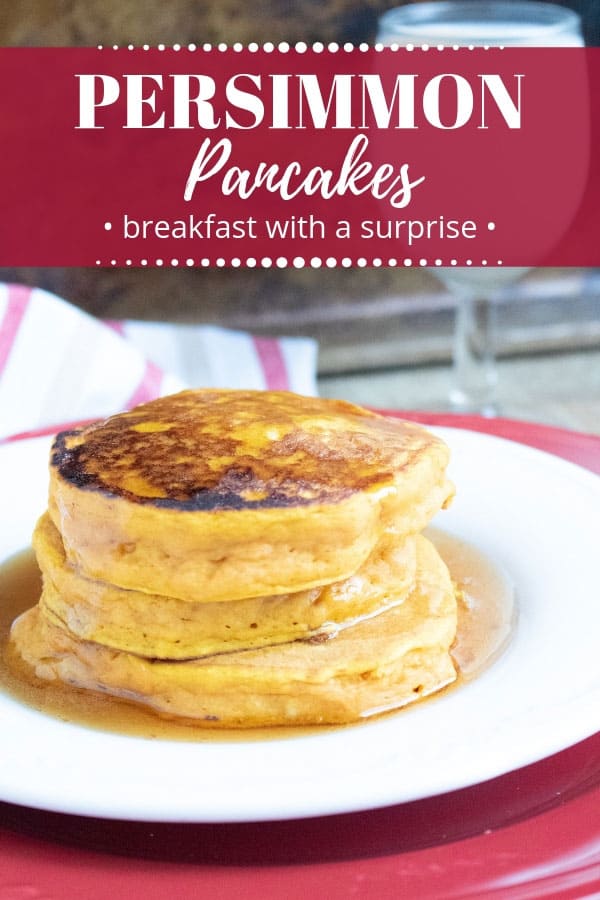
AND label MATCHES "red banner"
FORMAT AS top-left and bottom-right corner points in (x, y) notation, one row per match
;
(0, 47), (597, 267)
